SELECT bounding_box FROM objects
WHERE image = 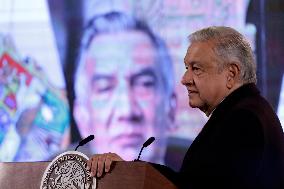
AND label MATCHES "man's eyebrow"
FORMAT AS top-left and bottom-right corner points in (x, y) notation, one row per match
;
(131, 68), (157, 80)
(183, 57), (187, 64)
(185, 60), (199, 66)
(92, 74), (114, 81)
(184, 57), (193, 65)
